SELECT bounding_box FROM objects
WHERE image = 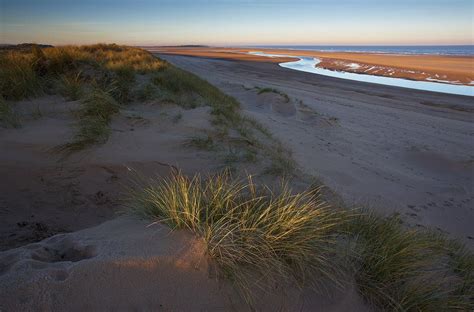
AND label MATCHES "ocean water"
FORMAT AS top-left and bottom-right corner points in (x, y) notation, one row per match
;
(248, 45), (474, 56)
(248, 52), (474, 96)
